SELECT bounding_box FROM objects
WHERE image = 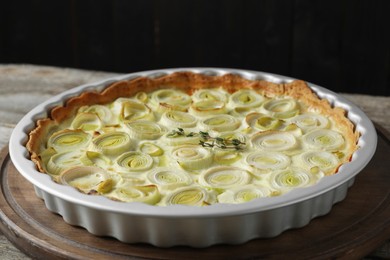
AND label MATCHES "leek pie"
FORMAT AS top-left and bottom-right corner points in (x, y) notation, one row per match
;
(27, 72), (359, 206)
